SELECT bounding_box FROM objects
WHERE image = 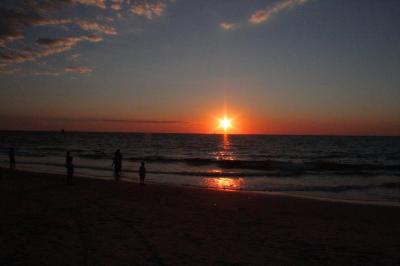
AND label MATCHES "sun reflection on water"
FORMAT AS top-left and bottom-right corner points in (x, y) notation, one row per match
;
(213, 134), (236, 161)
(204, 134), (244, 190)
(202, 177), (244, 191)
